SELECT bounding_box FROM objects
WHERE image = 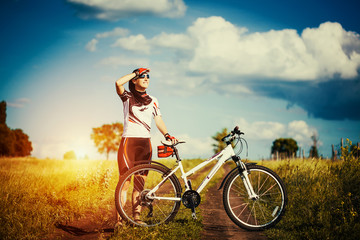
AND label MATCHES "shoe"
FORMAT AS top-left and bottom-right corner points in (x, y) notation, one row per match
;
(133, 212), (146, 225)
(134, 219), (146, 225)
